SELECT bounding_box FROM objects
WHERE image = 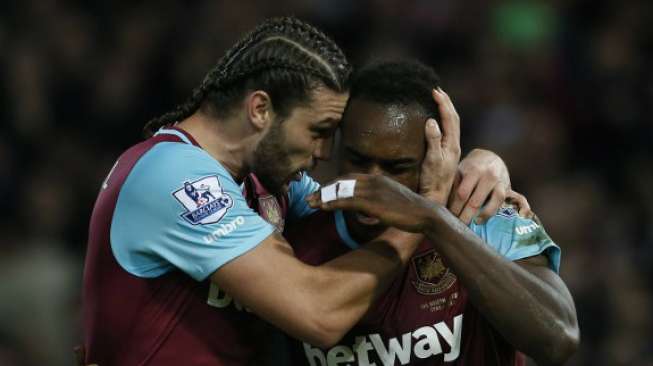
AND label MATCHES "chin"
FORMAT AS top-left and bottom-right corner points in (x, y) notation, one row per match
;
(354, 212), (383, 226)
(346, 211), (387, 236)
